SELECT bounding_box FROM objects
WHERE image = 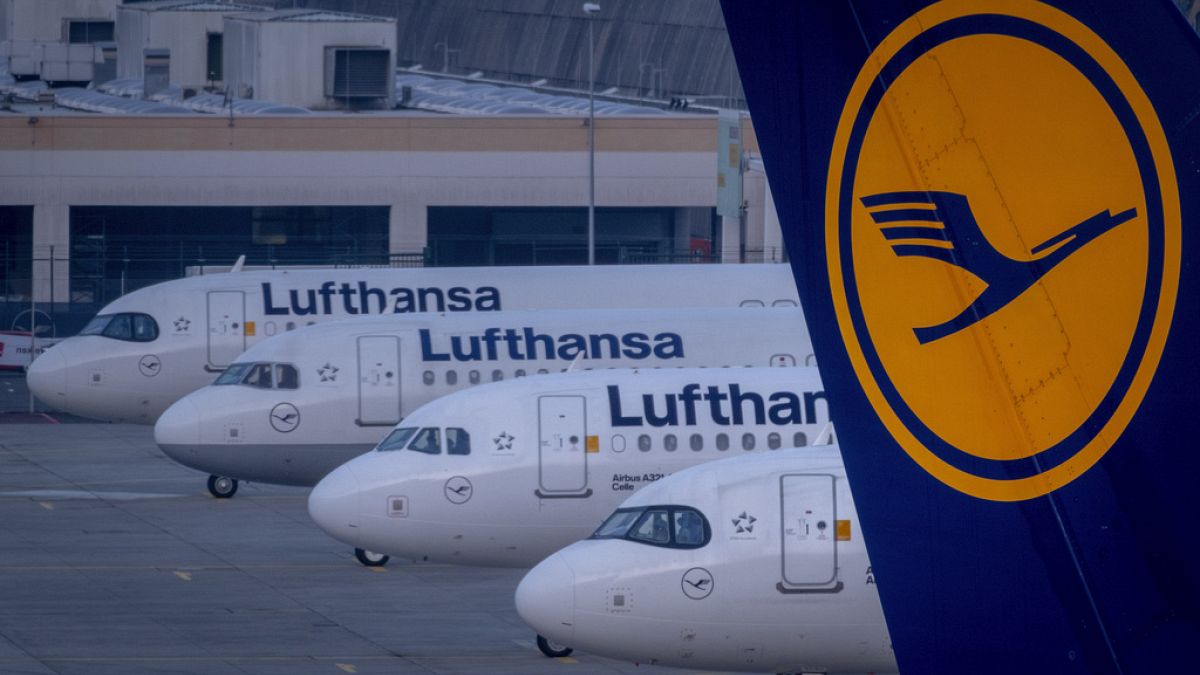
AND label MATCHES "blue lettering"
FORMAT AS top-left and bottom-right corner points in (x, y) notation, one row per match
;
(420, 329), (450, 361)
(608, 385), (643, 427)
(262, 283), (287, 315)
